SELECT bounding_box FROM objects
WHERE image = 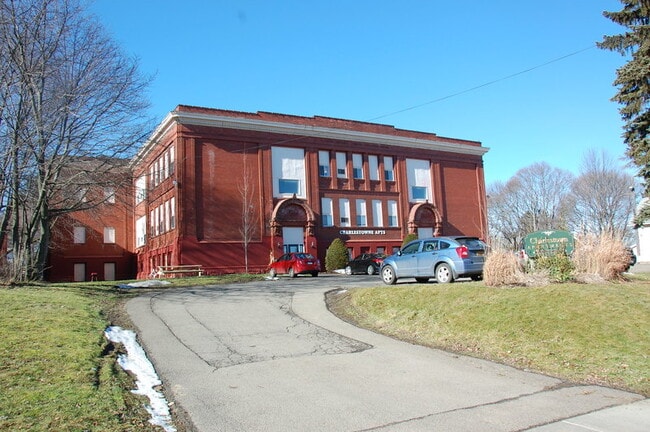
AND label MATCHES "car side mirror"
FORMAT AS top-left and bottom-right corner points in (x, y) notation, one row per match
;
(397, 251), (402, 256)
